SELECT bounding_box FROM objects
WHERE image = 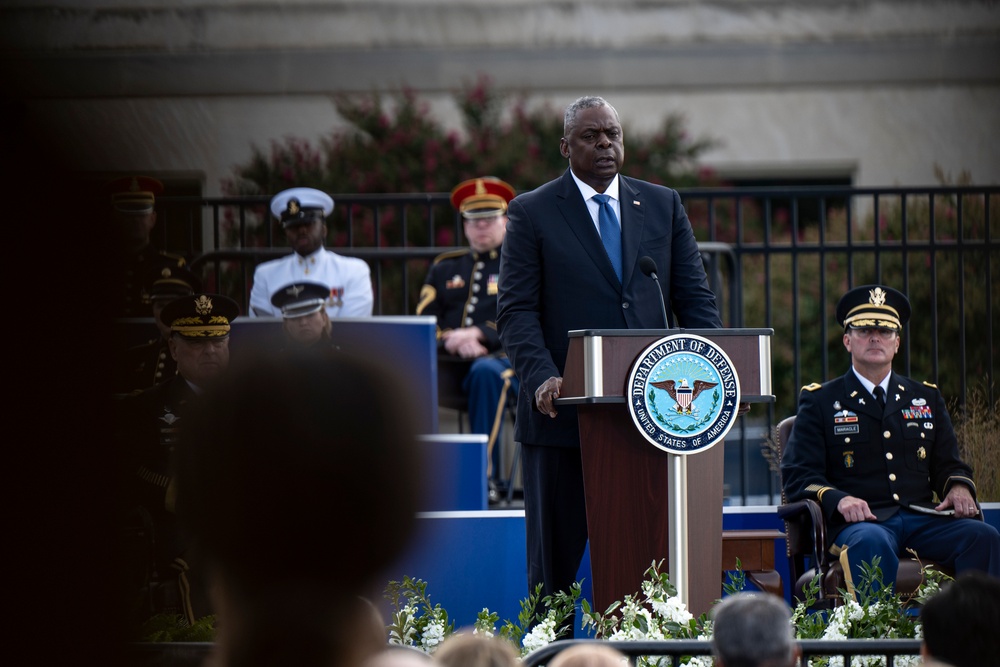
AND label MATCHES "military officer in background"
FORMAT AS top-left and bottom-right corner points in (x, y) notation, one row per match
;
(117, 293), (239, 632)
(417, 177), (520, 503)
(270, 281), (339, 351)
(108, 175), (187, 317)
(114, 264), (202, 394)
(249, 187), (373, 318)
(781, 284), (1000, 598)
